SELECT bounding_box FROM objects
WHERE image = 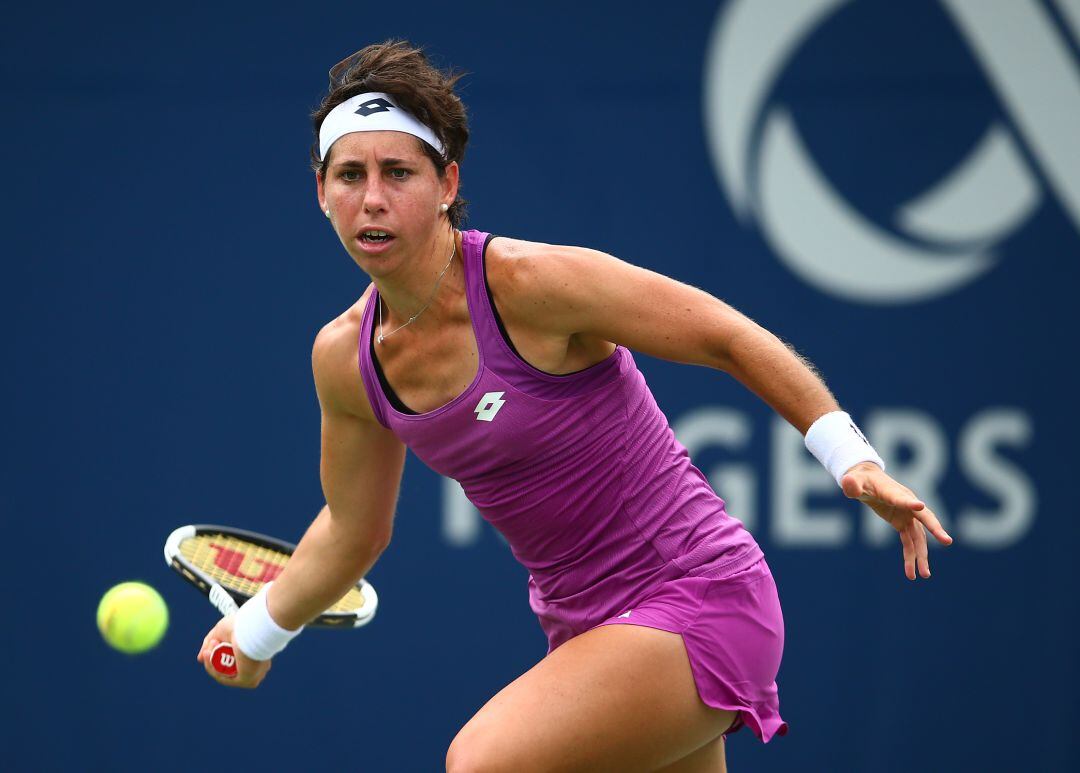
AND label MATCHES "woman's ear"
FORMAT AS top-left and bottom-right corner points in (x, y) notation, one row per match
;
(441, 161), (460, 207)
(316, 170), (328, 217)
